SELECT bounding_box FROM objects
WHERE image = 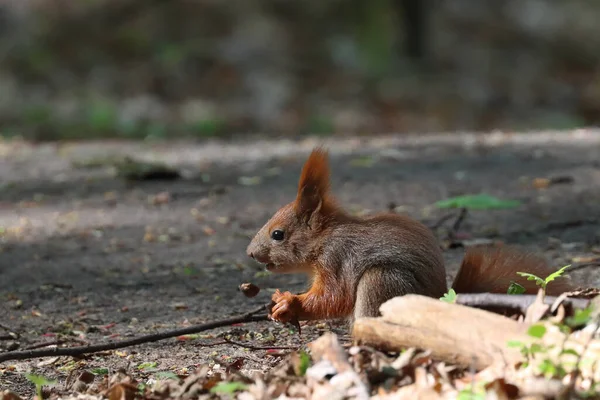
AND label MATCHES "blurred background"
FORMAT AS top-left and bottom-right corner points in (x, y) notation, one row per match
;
(0, 0), (599, 141)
